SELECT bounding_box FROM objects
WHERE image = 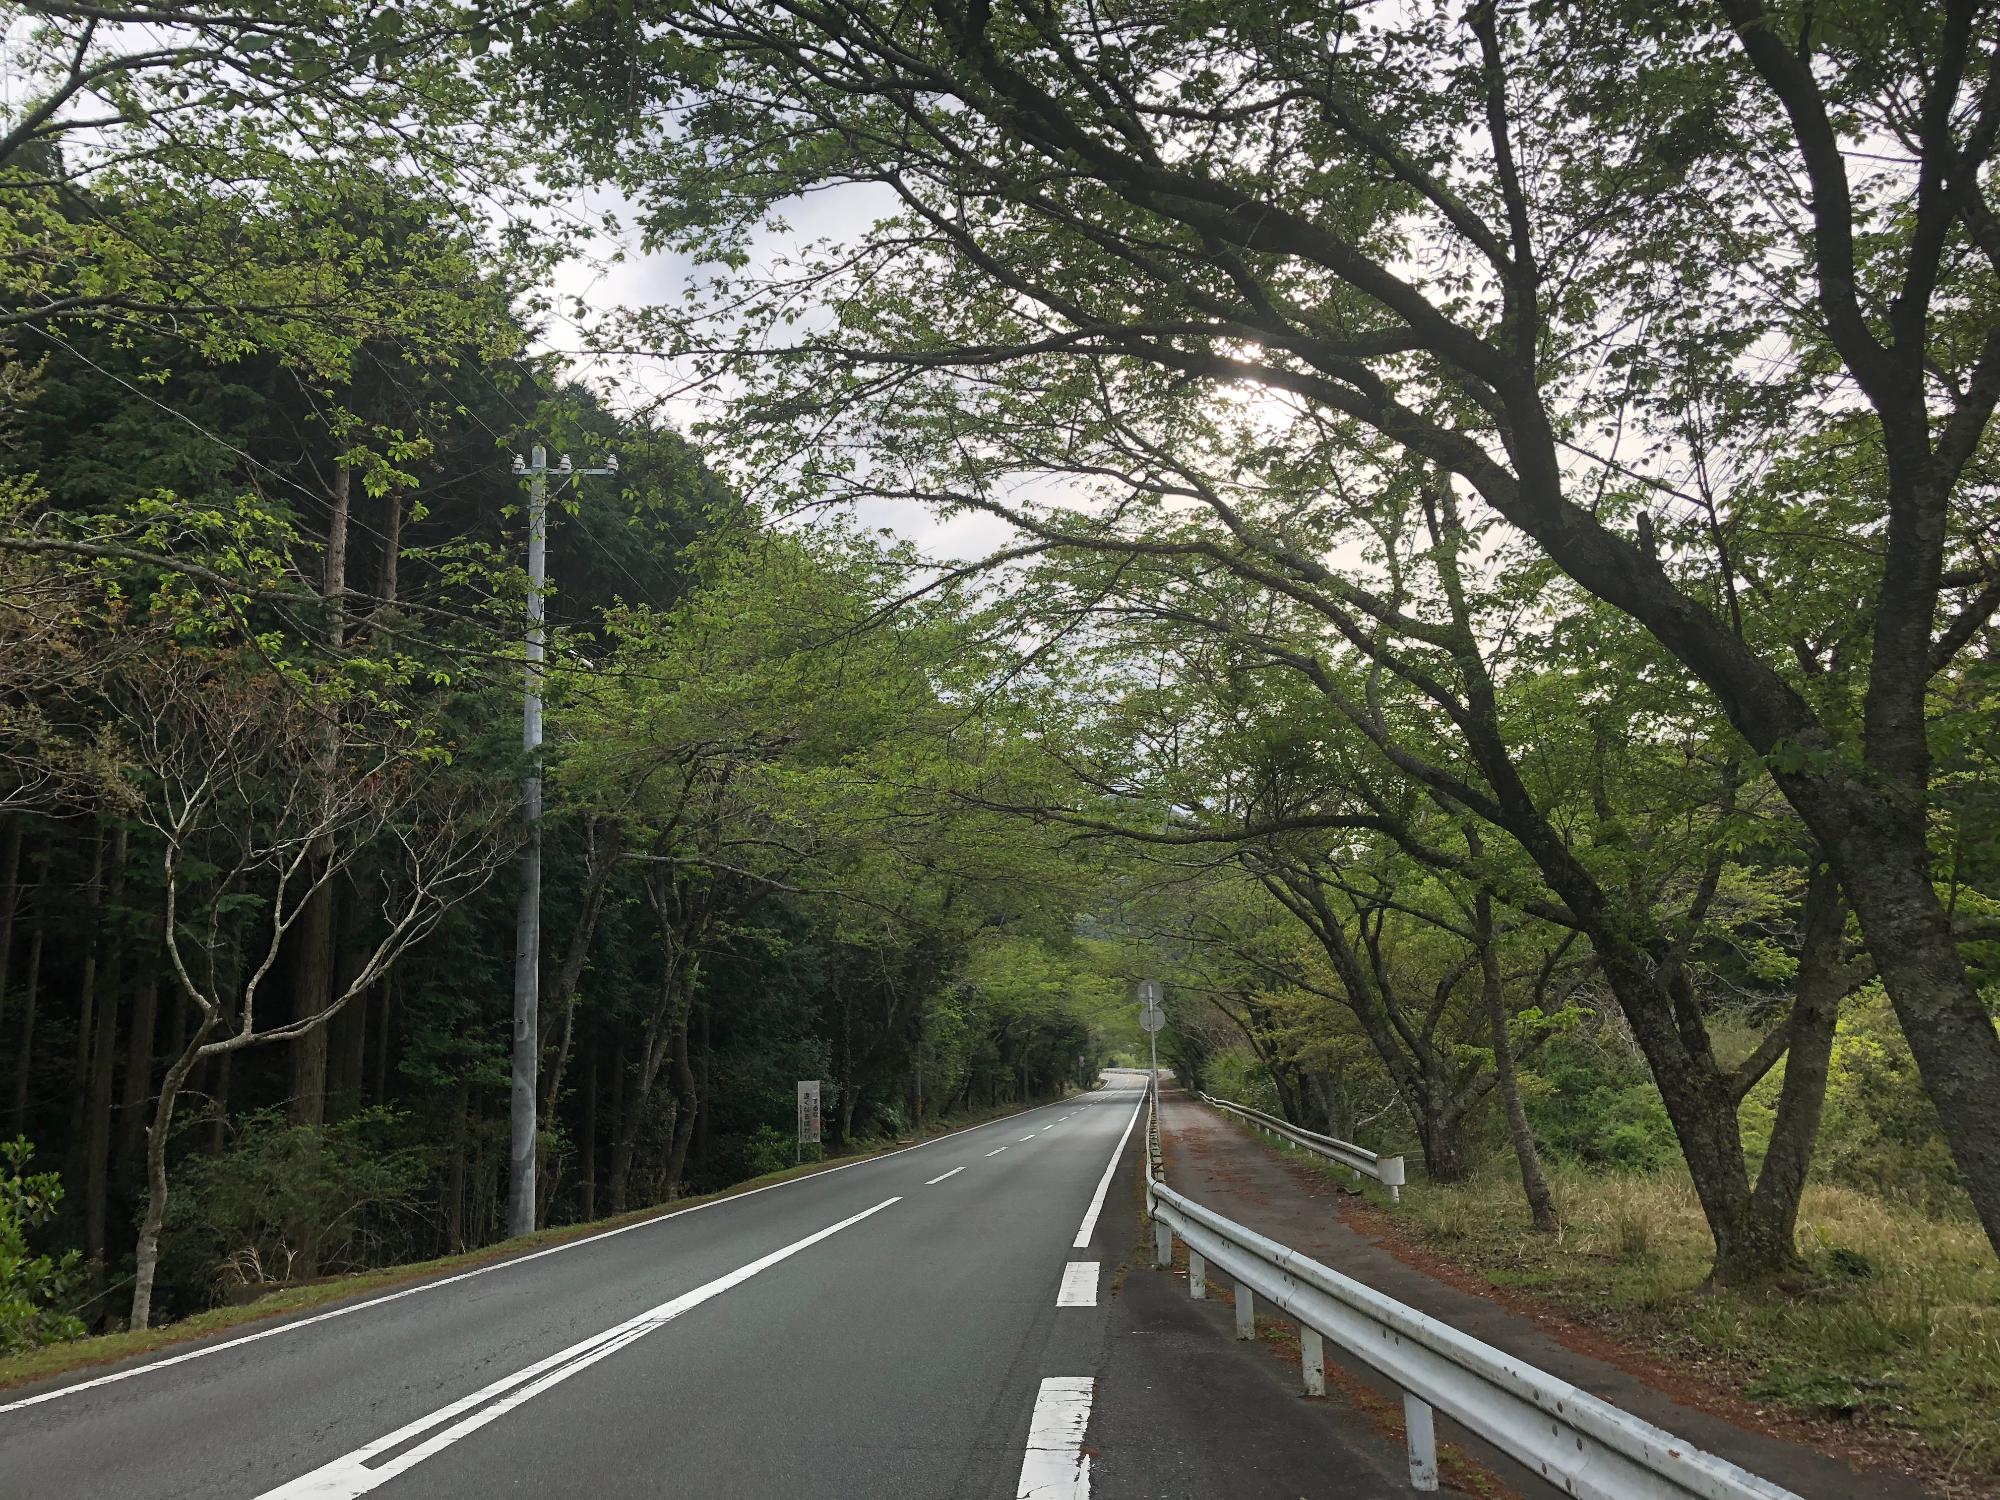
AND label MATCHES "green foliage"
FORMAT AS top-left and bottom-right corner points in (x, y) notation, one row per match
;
(171, 1110), (427, 1294)
(0, 1141), (86, 1354)
(1814, 994), (1977, 1219)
